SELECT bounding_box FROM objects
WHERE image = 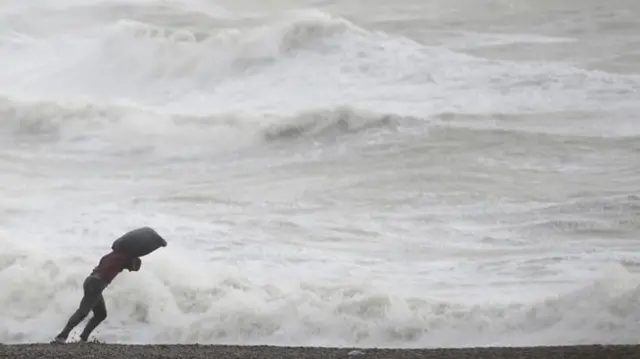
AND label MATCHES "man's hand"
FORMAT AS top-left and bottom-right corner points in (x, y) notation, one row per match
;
(128, 257), (142, 272)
